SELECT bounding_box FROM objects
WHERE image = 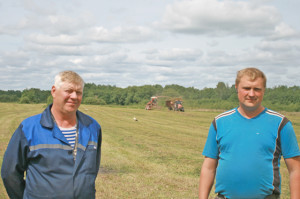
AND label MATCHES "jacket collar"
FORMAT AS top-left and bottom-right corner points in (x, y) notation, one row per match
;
(40, 104), (93, 129)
